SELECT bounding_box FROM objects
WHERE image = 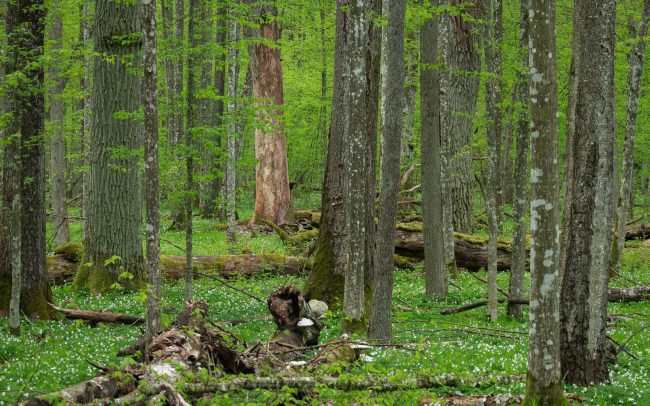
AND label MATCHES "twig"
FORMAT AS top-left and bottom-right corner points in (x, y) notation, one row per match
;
(161, 237), (187, 254)
(627, 213), (649, 225)
(468, 272), (509, 297)
(192, 270), (265, 304)
(399, 164), (421, 189)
